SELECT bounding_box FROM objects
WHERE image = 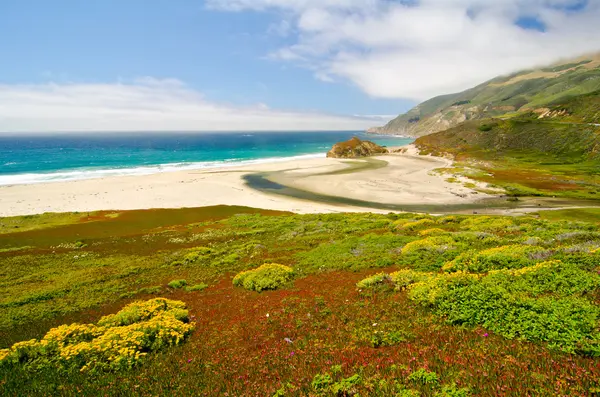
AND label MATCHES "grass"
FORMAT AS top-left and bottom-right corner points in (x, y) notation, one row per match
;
(0, 207), (600, 395)
(538, 208), (600, 223)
